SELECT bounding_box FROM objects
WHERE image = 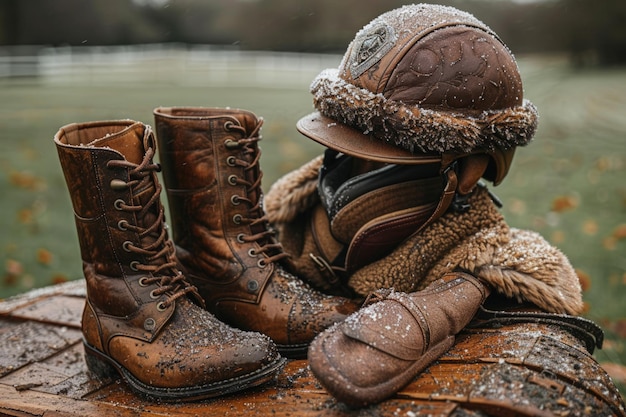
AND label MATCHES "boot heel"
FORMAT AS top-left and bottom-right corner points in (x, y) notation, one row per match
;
(83, 343), (117, 379)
